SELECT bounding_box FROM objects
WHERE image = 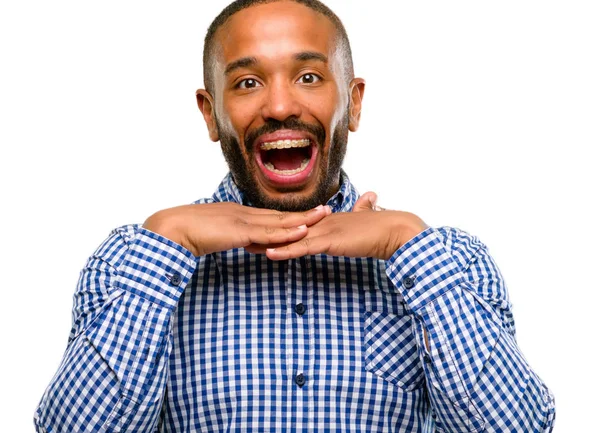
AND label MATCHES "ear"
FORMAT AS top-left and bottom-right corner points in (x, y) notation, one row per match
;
(196, 89), (219, 142)
(348, 78), (366, 132)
